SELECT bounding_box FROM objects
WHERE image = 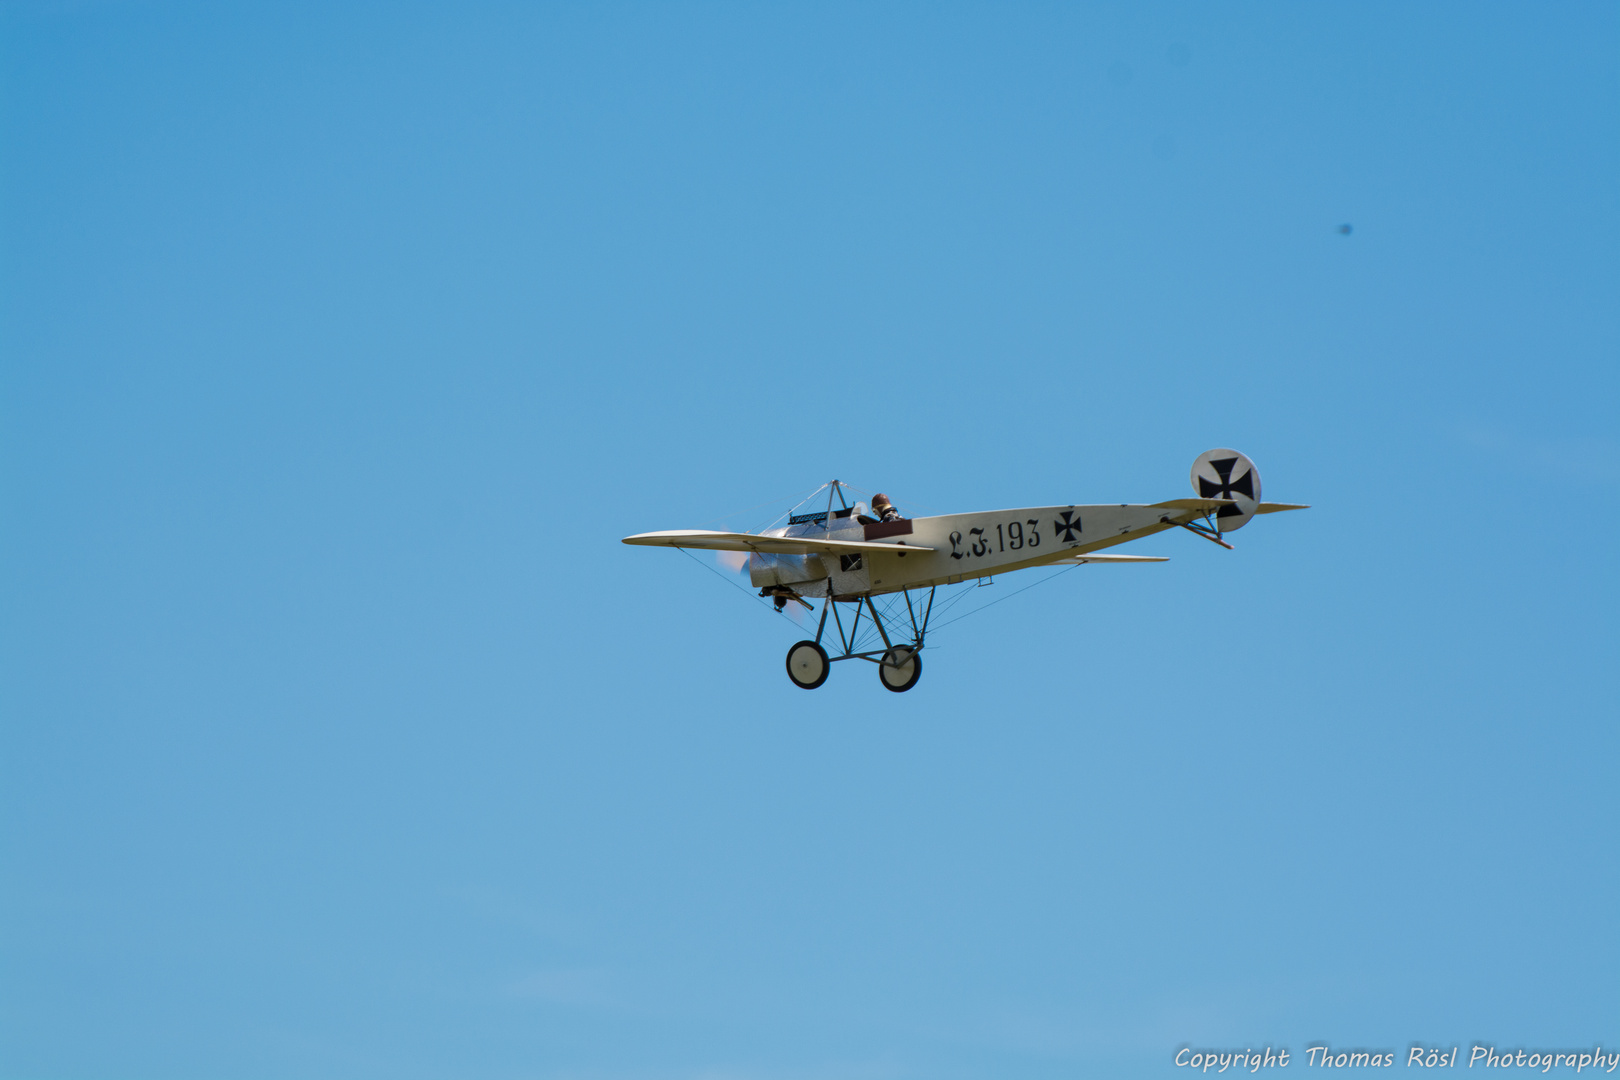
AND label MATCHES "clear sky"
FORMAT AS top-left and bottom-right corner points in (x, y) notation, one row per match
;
(2, 4), (1616, 1078)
